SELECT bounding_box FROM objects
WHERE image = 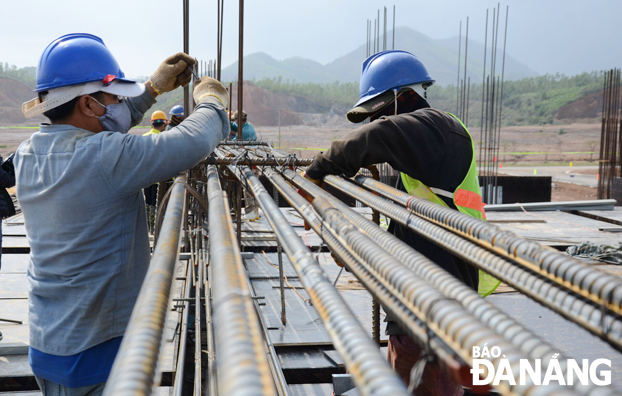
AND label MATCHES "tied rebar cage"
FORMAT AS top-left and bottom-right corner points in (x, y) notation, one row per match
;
(103, 142), (621, 396)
